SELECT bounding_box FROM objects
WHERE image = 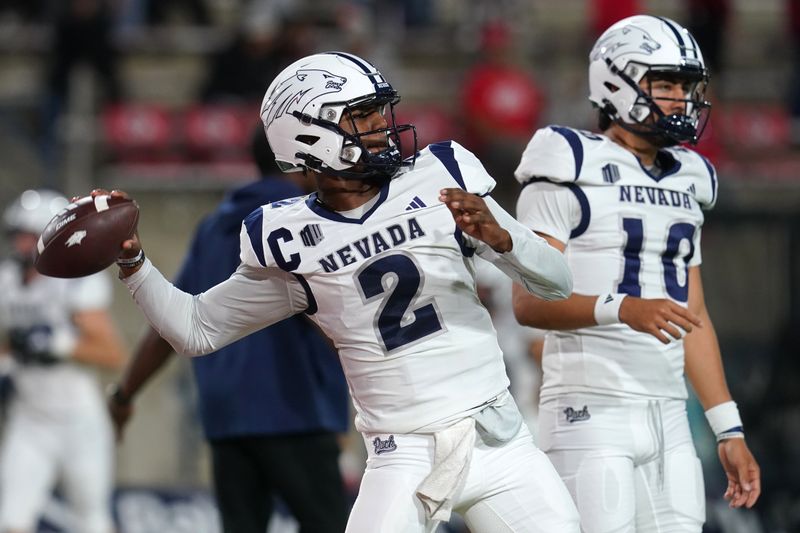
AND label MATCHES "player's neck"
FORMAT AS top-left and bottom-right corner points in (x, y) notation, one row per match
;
(315, 175), (382, 212)
(606, 126), (658, 167)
